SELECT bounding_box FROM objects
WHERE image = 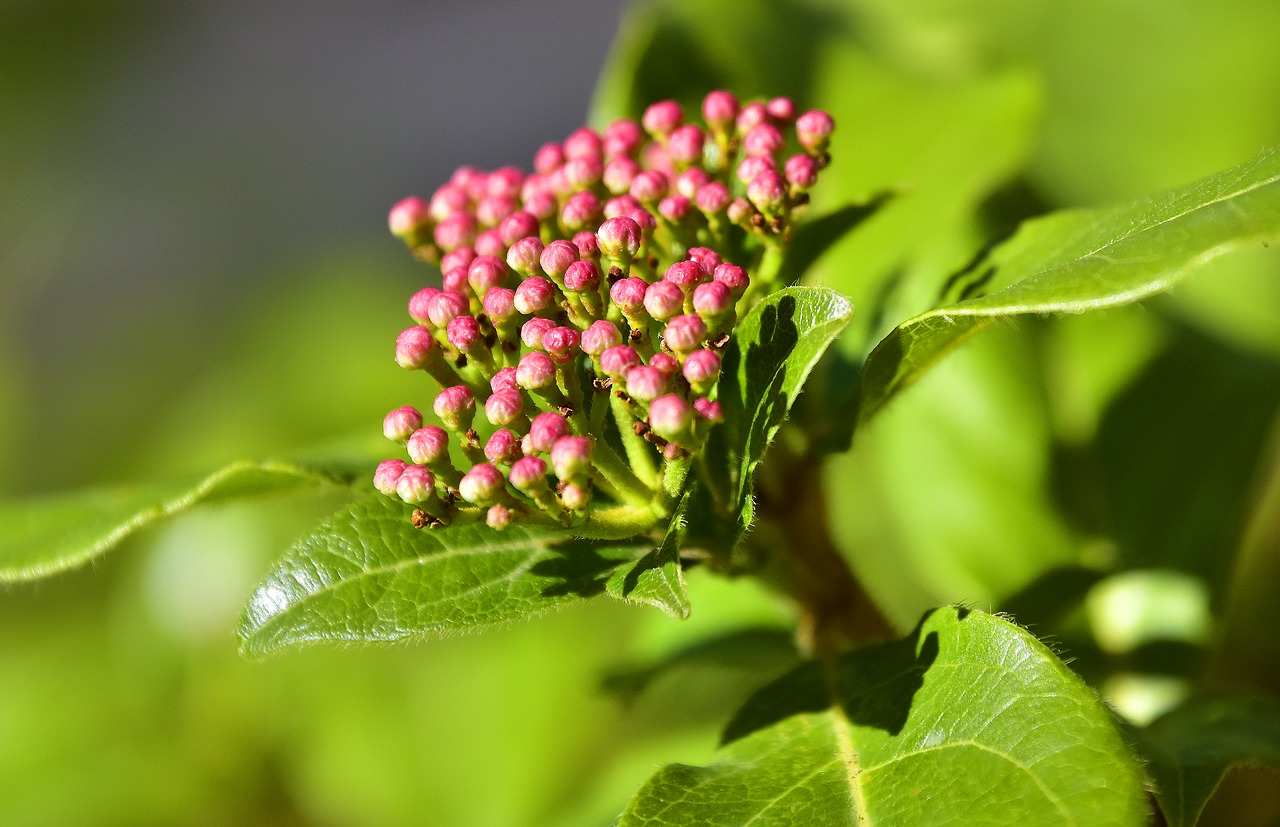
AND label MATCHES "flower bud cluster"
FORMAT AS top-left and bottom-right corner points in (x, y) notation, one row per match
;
(378, 92), (835, 529)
